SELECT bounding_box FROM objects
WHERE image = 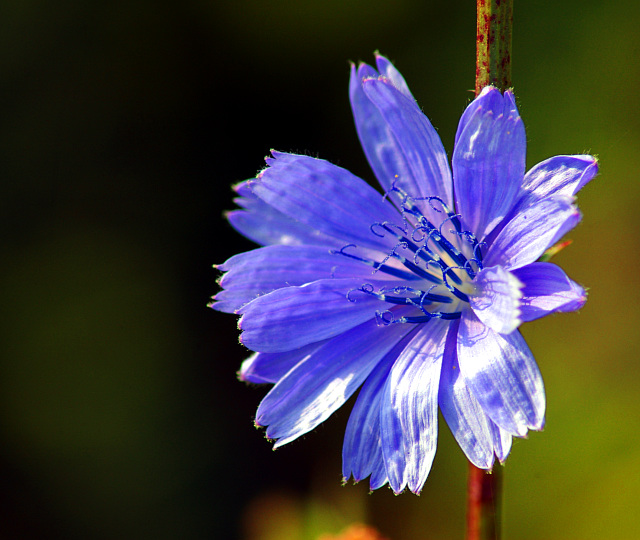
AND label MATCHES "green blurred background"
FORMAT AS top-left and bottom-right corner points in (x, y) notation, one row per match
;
(1, 1), (638, 538)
